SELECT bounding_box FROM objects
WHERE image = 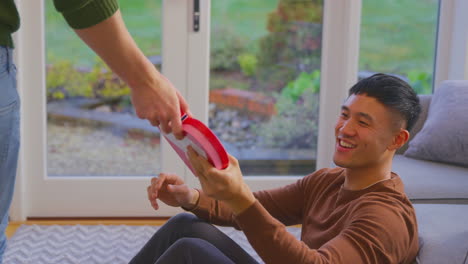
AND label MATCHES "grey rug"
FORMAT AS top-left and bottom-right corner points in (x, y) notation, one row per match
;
(4, 224), (301, 264)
